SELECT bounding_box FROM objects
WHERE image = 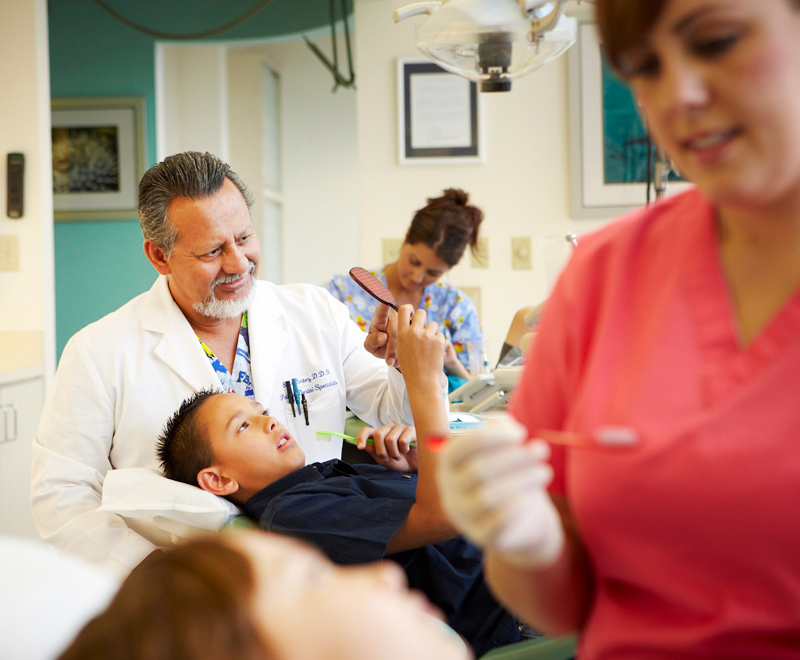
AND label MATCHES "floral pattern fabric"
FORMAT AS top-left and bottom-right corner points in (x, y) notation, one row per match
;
(325, 266), (483, 373)
(198, 311), (255, 399)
